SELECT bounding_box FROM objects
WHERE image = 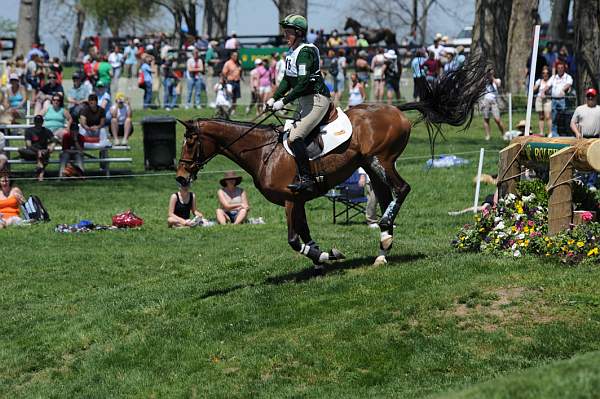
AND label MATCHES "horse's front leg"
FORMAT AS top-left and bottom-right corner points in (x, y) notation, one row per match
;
(285, 201), (344, 270)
